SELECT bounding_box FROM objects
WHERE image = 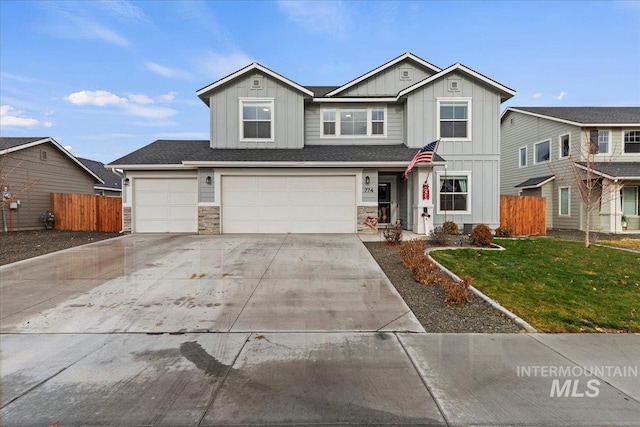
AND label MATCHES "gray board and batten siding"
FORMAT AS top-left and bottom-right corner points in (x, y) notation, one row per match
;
(2, 143), (96, 230)
(341, 59), (437, 96)
(198, 168), (215, 203)
(207, 73), (307, 149)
